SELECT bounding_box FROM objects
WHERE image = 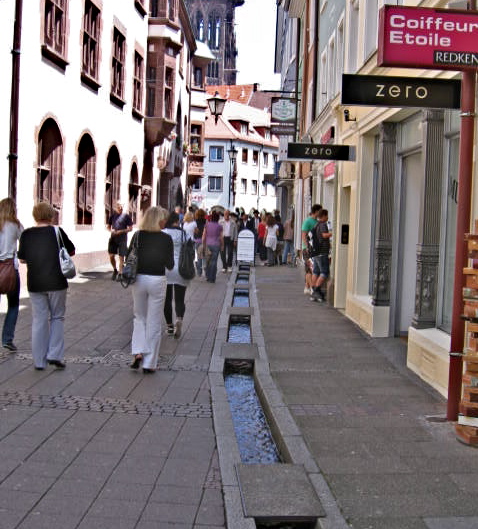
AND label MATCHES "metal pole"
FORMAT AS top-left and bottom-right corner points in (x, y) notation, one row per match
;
(447, 0), (477, 421)
(8, 0), (23, 202)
